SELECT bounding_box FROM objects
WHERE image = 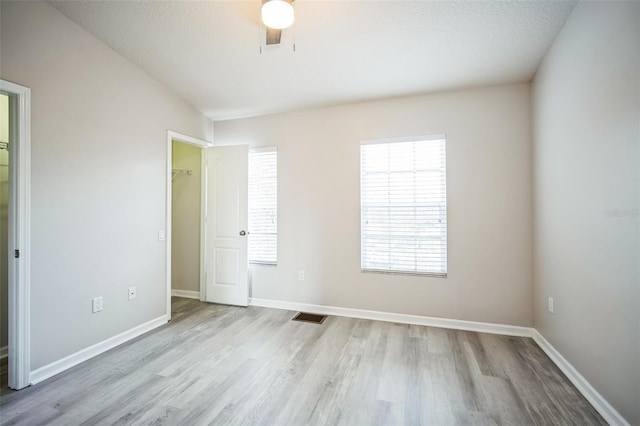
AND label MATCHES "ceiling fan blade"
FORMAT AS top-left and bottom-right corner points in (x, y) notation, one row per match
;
(265, 27), (282, 45)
